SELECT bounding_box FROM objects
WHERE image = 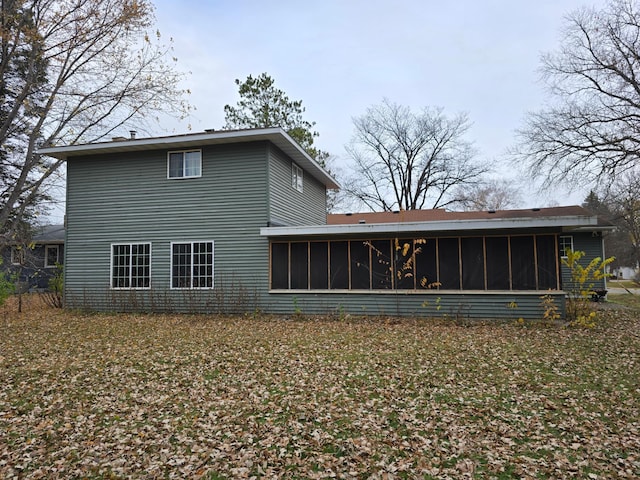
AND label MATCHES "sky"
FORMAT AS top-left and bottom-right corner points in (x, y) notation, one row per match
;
(142, 0), (601, 210)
